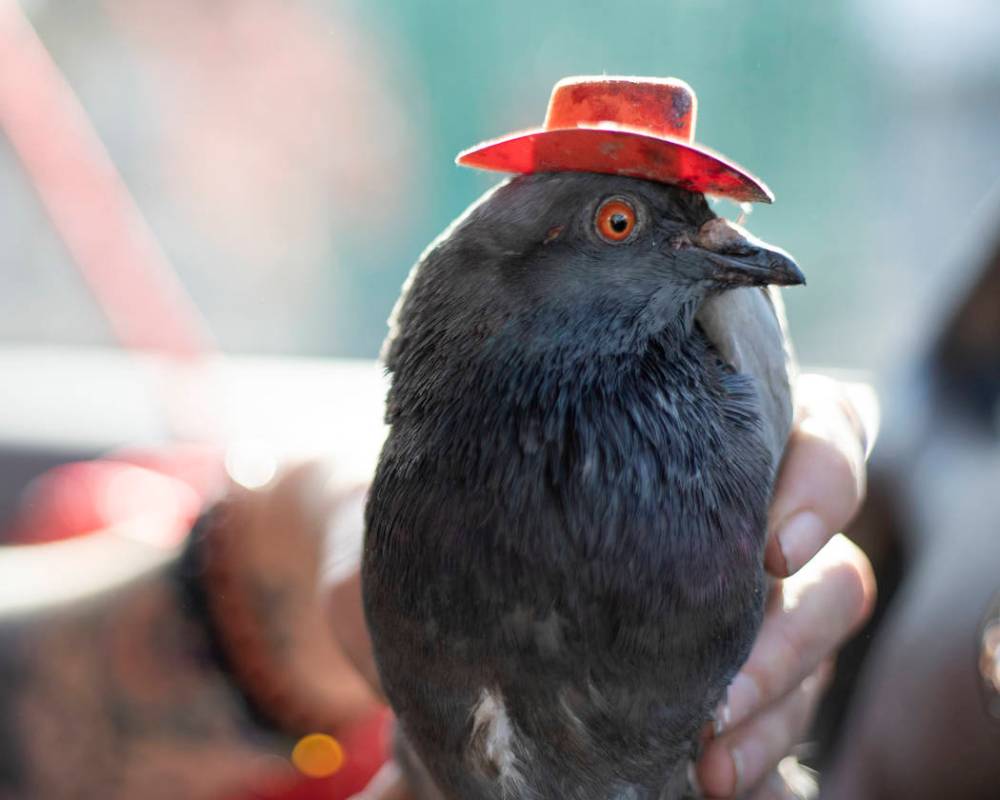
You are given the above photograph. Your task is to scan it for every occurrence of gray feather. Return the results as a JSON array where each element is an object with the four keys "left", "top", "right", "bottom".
[{"left": 698, "top": 286, "right": 796, "bottom": 468}]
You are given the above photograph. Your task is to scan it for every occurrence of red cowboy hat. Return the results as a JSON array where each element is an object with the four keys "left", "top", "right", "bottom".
[{"left": 457, "top": 76, "right": 773, "bottom": 204}]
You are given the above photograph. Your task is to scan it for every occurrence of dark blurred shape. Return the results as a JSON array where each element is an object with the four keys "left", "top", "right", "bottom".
[
  {"left": 932, "top": 230, "right": 1000, "bottom": 431},
  {"left": 815, "top": 183, "right": 1000, "bottom": 798}
]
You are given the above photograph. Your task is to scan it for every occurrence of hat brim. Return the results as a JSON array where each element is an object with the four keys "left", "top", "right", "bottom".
[{"left": 456, "top": 126, "right": 773, "bottom": 204}]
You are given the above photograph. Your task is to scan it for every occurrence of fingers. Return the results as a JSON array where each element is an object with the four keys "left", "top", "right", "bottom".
[
  {"left": 697, "top": 536, "right": 875, "bottom": 797},
  {"left": 698, "top": 663, "right": 830, "bottom": 798},
  {"left": 766, "top": 374, "right": 877, "bottom": 577},
  {"left": 724, "top": 535, "right": 875, "bottom": 734}
]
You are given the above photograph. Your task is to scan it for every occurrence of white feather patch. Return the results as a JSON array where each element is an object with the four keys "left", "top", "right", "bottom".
[{"left": 468, "top": 688, "right": 527, "bottom": 796}]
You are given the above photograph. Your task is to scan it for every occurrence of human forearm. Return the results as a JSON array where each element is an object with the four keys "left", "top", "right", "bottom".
[
  {"left": 0, "top": 561, "right": 288, "bottom": 800},
  {"left": 0, "top": 463, "right": 382, "bottom": 799}
]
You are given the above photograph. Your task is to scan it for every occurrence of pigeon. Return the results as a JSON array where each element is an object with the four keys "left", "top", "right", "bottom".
[{"left": 363, "top": 77, "right": 803, "bottom": 800}]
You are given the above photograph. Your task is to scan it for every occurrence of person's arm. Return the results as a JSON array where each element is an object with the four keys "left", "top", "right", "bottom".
[
  {"left": 0, "top": 547, "right": 286, "bottom": 799},
  {"left": 0, "top": 463, "right": 380, "bottom": 800}
]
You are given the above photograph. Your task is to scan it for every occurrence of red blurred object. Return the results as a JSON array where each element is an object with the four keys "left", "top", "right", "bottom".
[
  {"left": 457, "top": 76, "right": 774, "bottom": 204},
  {"left": 4, "top": 444, "right": 224, "bottom": 547}
]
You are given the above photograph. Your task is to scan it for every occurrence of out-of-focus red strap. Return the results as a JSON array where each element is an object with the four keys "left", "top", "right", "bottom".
[{"left": 0, "top": 2, "right": 213, "bottom": 360}]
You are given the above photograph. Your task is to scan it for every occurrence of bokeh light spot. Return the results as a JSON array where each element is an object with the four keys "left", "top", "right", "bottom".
[
  {"left": 291, "top": 733, "right": 344, "bottom": 779},
  {"left": 225, "top": 439, "right": 278, "bottom": 489}
]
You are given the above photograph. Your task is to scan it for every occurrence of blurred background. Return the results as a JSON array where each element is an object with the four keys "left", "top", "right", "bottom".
[
  {"left": 3, "top": 0, "right": 999, "bottom": 369},
  {"left": 2, "top": 2, "right": 1000, "bottom": 798}
]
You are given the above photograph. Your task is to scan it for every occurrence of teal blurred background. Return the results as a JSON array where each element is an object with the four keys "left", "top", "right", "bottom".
[{"left": 2, "top": 0, "right": 999, "bottom": 373}]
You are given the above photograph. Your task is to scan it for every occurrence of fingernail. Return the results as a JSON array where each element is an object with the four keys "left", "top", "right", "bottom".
[
  {"left": 777, "top": 511, "right": 826, "bottom": 575},
  {"left": 725, "top": 672, "right": 760, "bottom": 730}
]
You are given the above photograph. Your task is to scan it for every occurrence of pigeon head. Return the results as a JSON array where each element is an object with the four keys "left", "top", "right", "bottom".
[{"left": 386, "top": 171, "right": 802, "bottom": 372}]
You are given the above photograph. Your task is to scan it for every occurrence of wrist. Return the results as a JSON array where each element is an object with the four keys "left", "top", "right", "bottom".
[{"left": 177, "top": 469, "right": 379, "bottom": 736}]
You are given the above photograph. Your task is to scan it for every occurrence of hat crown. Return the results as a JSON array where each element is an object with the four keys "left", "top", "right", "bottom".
[
  {"left": 543, "top": 76, "right": 697, "bottom": 142},
  {"left": 456, "top": 74, "right": 772, "bottom": 204}
]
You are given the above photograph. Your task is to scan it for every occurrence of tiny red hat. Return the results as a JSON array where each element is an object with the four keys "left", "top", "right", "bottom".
[{"left": 456, "top": 76, "right": 773, "bottom": 204}]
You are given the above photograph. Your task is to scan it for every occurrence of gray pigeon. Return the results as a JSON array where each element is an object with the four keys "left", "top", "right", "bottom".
[{"left": 363, "top": 166, "right": 802, "bottom": 799}]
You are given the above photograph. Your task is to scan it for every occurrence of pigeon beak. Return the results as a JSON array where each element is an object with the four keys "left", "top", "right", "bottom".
[
  {"left": 693, "top": 218, "right": 805, "bottom": 288},
  {"left": 704, "top": 244, "right": 805, "bottom": 288}
]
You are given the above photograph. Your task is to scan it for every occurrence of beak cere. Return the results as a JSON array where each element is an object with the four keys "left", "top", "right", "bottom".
[{"left": 694, "top": 217, "right": 805, "bottom": 288}]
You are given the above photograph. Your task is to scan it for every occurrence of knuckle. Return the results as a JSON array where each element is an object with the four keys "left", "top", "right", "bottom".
[{"left": 822, "top": 536, "right": 877, "bottom": 631}]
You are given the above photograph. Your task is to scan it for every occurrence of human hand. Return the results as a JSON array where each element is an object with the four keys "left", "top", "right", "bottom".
[{"left": 694, "top": 374, "right": 878, "bottom": 798}]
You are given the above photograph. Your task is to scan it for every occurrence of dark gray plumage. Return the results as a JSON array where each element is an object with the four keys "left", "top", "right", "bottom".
[{"left": 363, "top": 172, "right": 803, "bottom": 799}]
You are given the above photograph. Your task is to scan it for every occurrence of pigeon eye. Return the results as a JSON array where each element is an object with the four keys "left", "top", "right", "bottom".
[{"left": 595, "top": 199, "right": 637, "bottom": 243}]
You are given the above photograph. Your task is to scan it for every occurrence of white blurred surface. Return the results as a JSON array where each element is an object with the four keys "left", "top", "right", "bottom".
[{"left": 0, "top": 347, "right": 389, "bottom": 485}]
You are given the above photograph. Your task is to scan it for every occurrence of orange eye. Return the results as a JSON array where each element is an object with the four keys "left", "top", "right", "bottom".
[{"left": 595, "top": 199, "right": 637, "bottom": 243}]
